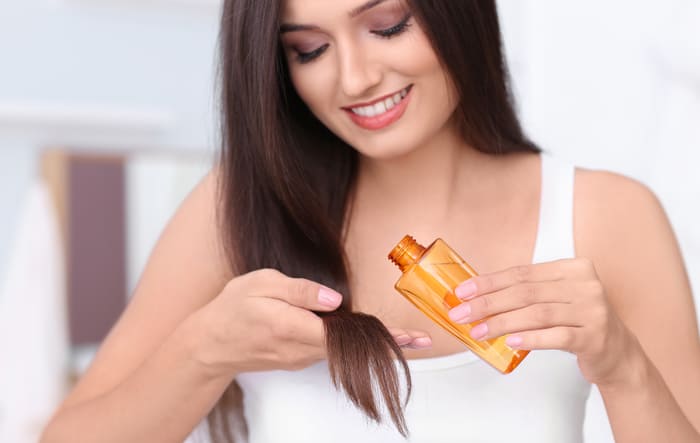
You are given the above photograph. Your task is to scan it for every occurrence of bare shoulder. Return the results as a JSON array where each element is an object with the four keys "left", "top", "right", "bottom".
[
  {"left": 574, "top": 167, "right": 677, "bottom": 284},
  {"left": 58, "top": 165, "right": 233, "bottom": 409},
  {"left": 574, "top": 167, "right": 670, "bottom": 252},
  {"left": 573, "top": 167, "right": 700, "bottom": 425},
  {"left": 573, "top": 166, "right": 696, "bottom": 332}
]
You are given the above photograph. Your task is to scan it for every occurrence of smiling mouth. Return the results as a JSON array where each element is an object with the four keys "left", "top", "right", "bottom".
[{"left": 343, "top": 85, "right": 413, "bottom": 118}]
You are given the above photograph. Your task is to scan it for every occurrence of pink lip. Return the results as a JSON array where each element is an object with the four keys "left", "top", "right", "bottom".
[{"left": 343, "top": 86, "right": 413, "bottom": 131}]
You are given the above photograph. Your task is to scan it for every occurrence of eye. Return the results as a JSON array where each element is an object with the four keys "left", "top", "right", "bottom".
[
  {"left": 295, "top": 43, "right": 330, "bottom": 64},
  {"left": 291, "top": 13, "right": 413, "bottom": 65},
  {"left": 372, "top": 12, "right": 413, "bottom": 39}
]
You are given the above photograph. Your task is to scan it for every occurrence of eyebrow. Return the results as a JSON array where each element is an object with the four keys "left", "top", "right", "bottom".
[
  {"left": 349, "top": 0, "right": 388, "bottom": 18},
  {"left": 280, "top": 0, "right": 389, "bottom": 34}
]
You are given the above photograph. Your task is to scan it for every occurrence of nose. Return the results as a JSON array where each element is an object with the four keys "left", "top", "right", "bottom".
[{"left": 337, "top": 40, "right": 382, "bottom": 99}]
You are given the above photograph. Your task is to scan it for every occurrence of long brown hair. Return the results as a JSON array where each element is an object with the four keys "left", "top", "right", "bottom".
[{"left": 211, "top": 0, "right": 539, "bottom": 440}]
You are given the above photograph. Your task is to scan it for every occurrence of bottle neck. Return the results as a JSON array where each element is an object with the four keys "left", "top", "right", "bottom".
[{"left": 388, "top": 235, "right": 426, "bottom": 272}]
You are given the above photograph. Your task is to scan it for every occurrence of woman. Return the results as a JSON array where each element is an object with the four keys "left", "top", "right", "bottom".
[{"left": 42, "top": 0, "right": 700, "bottom": 442}]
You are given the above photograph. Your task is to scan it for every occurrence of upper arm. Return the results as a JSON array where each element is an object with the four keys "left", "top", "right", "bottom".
[
  {"left": 575, "top": 168, "right": 700, "bottom": 425},
  {"left": 57, "top": 167, "right": 233, "bottom": 409}
]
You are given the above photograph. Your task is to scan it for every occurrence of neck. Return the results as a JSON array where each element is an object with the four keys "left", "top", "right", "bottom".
[{"left": 355, "top": 127, "right": 496, "bottom": 220}]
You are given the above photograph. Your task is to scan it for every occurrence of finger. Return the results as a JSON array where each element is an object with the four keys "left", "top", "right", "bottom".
[
  {"left": 388, "top": 327, "right": 432, "bottom": 348},
  {"left": 274, "top": 342, "right": 327, "bottom": 370},
  {"left": 455, "top": 259, "right": 591, "bottom": 300},
  {"left": 274, "top": 306, "right": 328, "bottom": 348},
  {"left": 403, "top": 336, "right": 433, "bottom": 349},
  {"left": 466, "top": 303, "right": 583, "bottom": 342},
  {"left": 395, "top": 334, "right": 413, "bottom": 346},
  {"left": 296, "top": 342, "right": 328, "bottom": 363},
  {"left": 388, "top": 327, "right": 430, "bottom": 339},
  {"left": 387, "top": 328, "right": 412, "bottom": 346},
  {"left": 449, "top": 280, "right": 574, "bottom": 324},
  {"left": 503, "top": 327, "right": 580, "bottom": 353},
  {"left": 251, "top": 270, "right": 343, "bottom": 311}
]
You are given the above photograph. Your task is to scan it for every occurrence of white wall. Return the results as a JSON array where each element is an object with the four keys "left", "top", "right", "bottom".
[
  {"left": 0, "top": 0, "right": 221, "bottom": 275},
  {"left": 499, "top": 0, "right": 700, "bottom": 306}
]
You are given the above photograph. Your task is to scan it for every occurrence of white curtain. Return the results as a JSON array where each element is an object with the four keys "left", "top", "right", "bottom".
[
  {"left": 125, "top": 152, "right": 212, "bottom": 295},
  {"left": 0, "top": 180, "right": 69, "bottom": 443}
]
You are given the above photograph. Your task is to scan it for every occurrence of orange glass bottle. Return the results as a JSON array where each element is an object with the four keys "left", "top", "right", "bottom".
[{"left": 388, "top": 235, "right": 529, "bottom": 374}]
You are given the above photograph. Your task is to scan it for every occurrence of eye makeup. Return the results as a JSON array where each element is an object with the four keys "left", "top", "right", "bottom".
[{"left": 283, "top": 11, "right": 414, "bottom": 65}]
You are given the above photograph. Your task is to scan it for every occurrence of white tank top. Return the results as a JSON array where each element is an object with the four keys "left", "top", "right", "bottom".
[{"left": 186, "top": 153, "right": 592, "bottom": 443}]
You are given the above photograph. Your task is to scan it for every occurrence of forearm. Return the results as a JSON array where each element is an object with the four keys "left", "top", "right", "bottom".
[
  {"left": 599, "top": 342, "right": 700, "bottom": 443},
  {"left": 41, "top": 318, "right": 234, "bottom": 443}
]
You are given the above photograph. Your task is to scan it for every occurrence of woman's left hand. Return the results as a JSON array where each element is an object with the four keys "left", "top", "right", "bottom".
[{"left": 448, "top": 258, "right": 643, "bottom": 387}]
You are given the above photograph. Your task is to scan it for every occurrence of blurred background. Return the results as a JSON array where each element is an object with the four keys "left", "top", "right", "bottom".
[{"left": 0, "top": 1, "right": 698, "bottom": 442}]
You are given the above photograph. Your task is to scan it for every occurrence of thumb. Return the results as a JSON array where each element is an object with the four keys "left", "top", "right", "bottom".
[
  {"left": 286, "top": 278, "right": 343, "bottom": 312},
  {"left": 316, "top": 286, "right": 343, "bottom": 310}
]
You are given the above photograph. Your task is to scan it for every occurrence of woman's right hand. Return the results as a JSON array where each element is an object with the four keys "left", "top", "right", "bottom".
[
  {"left": 187, "top": 268, "right": 432, "bottom": 380},
  {"left": 188, "top": 268, "right": 342, "bottom": 378}
]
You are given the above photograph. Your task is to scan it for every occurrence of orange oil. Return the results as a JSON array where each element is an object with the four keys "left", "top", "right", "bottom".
[{"left": 388, "top": 235, "right": 529, "bottom": 373}]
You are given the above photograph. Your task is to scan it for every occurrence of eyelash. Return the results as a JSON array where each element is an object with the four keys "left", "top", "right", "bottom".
[
  {"left": 373, "top": 13, "right": 413, "bottom": 38},
  {"left": 295, "top": 13, "right": 413, "bottom": 64}
]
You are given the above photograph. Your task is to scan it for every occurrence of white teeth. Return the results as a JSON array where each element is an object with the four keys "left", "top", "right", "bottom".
[
  {"left": 374, "top": 101, "right": 386, "bottom": 115},
  {"left": 350, "top": 86, "right": 410, "bottom": 117}
]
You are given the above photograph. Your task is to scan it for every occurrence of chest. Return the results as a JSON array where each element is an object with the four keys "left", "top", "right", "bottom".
[{"left": 342, "top": 201, "right": 540, "bottom": 357}]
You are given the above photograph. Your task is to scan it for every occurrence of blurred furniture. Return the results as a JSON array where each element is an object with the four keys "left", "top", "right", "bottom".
[
  {"left": 41, "top": 149, "right": 128, "bottom": 347},
  {"left": 39, "top": 147, "right": 211, "bottom": 367}
]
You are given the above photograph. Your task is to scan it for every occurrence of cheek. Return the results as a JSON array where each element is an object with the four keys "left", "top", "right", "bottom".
[
  {"left": 396, "top": 33, "right": 459, "bottom": 122},
  {"left": 388, "top": 28, "right": 457, "bottom": 107},
  {"left": 289, "top": 67, "right": 331, "bottom": 114},
  {"left": 401, "top": 32, "right": 439, "bottom": 75}
]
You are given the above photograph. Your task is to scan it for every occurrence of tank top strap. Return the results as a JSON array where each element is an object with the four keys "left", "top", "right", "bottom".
[{"left": 531, "top": 152, "right": 576, "bottom": 264}]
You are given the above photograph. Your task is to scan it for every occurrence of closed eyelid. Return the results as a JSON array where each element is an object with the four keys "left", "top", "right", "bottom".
[
  {"left": 365, "top": 10, "right": 409, "bottom": 28},
  {"left": 281, "top": 4, "right": 411, "bottom": 64},
  {"left": 284, "top": 38, "right": 327, "bottom": 53},
  {"left": 280, "top": 30, "right": 327, "bottom": 49},
  {"left": 366, "top": 9, "right": 412, "bottom": 29}
]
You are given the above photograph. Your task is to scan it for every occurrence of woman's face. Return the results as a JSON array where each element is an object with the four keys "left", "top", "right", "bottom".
[{"left": 280, "top": 0, "right": 459, "bottom": 159}]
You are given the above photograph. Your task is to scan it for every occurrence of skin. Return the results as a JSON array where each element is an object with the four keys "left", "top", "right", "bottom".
[{"left": 41, "top": 0, "right": 700, "bottom": 442}]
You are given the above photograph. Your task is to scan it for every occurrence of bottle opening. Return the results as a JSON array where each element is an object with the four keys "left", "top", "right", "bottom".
[{"left": 388, "top": 235, "right": 426, "bottom": 272}]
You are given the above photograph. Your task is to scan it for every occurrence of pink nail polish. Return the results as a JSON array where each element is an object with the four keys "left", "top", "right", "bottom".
[
  {"left": 412, "top": 337, "right": 432, "bottom": 348},
  {"left": 470, "top": 323, "right": 488, "bottom": 340},
  {"left": 448, "top": 303, "right": 471, "bottom": 323},
  {"left": 506, "top": 336, "right": 523, "bottom": 347},
  {"left": 318, "top": 286, "right": 342, "bottom": 307},
  {"left": 395, "top": 334, "right": 412, "bottom": 345},
  {"left": 456, "top": 280, "right": 477, "bottom": 299}
]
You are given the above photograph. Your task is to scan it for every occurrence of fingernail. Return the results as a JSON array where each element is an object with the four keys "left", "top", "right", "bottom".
[
  {"left": 455, "top": 280, "right": 477, "bottom": 299},
  {"left": 395, "top": 334, "right": 412, "bottom": 345},
  {"left": 506, "top": 335, "right": 523, "bottom": 347},
  {"left": 318, "top": 286, "right": 342, "bottom": 307},
  {"left": 412, "top": 337, "right": 432, "bottom": 348},
  {"left": 470, "top": 323, "right": 488, "bottom": 340},
  {"left": 448, "top": 303, "right": 471, "bottom": 323}
]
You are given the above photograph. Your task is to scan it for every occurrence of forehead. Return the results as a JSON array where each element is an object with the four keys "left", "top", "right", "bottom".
[{"left": 281, "top": 0, "right": 397, "bottom": 21}]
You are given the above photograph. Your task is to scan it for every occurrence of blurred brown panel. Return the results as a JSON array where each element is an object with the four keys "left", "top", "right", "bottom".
[
  {"left": 67, "top": 154, "right": 127, "bottom": 345},
  {"left": 40, "top": 149, "right": 69, "bottom": 251}
]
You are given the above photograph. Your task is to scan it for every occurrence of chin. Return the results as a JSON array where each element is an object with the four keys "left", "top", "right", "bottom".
[{"left": 351, "top": 138, "right": 422, "bottom": 160}]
